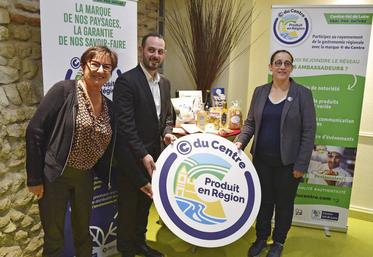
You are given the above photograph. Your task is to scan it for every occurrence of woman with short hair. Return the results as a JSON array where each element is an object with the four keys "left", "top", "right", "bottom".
[{"left": 26, "top": 46, "right": 118, "bottom": 257}]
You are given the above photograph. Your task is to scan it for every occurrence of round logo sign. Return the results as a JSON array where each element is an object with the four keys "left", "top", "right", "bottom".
[
  {"left": 153, "top": 134, "right": 261, "bottom": 247},
  {"left": 273, "top": 8, "right": 311, "bottom": 45}
]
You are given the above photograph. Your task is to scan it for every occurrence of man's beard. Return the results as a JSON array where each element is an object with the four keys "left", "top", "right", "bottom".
[{"left": 144, "top": 58, "right": 161, "bottom": 71}]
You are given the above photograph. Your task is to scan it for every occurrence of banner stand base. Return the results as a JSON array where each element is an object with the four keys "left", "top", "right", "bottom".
[
  {"left": 292, "top": 221, "right": 348, "bottom": 233},
  {"left": 323, "top": 227, "right": 331, "bottom": 237},
  {"left": 191, "top": 245, "right": 197, "bottom": 253}
]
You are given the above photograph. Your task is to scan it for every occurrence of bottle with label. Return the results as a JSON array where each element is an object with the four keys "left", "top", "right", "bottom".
[
  {"left": 204, "top": 90, "right": 212, "bottom": 111},
  {"left": 220, "top": 100, "right": 228, "bottom": 130},
  {"left": 196, "top": 108, "right": 208, "bottom": 131}
]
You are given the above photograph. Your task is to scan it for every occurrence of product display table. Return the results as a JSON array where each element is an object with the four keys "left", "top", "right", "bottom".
[{"left": 173, "top": 128, "right": 241, "bottom": 142}]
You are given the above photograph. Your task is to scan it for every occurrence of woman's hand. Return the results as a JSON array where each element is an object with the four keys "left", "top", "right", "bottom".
[
  {"left": 28, "top": 185, "right": 44, "bottom": 199},
  {"left": 235, "top": 142, "right": 243, "bottom": 150},
  {"left": 293, "top": 170, "right": 304, "bottom": 178}
]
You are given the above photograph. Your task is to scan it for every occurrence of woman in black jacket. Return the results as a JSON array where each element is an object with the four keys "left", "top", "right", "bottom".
[{"left": 26, "top": 46, "right": 118, "bottom": 257}]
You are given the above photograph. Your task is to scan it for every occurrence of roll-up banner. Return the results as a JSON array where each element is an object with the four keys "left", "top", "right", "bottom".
[
  {"left": 270, "top": 5, "right": 373, "bottom": 231},
  {"left": 40, "top": 0, "right": 137, "bottom": 99},
  {"left": 39, "top": 0, "right": 137, "bottom": 256}
]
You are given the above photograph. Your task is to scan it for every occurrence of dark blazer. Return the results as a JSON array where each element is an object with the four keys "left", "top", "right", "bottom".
[
  {"left": 238, "top": 78, "right": 316, "bottom": 173},
  {"left": 113, "top": 64, "right": 173, "bottom": 188},
  {"left": 26, "top": 80, "right": 116, "bottom": 187}
]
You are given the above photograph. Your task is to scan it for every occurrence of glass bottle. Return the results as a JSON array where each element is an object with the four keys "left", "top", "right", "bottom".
[
  {"left": 204, "top": 90, "right": 212, "bottom": 111},
  {"left": 220, "top": 100, "right": 228, "bottom": 130},
  {"left": 196, "top": 107, "right": 208, "bottom": 131}
]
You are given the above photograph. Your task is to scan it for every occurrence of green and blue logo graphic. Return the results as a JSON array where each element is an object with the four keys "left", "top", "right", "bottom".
[
  {"left": 153, "top": 134, "right": 261, "bottom": 247},
  {"left": 273, "top": 8, "right": 311, "bottom": 45}
]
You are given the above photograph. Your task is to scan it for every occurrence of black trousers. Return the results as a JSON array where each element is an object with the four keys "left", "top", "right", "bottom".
[
  {"left": 38, "top": 167, "right": 93, "bottom": 257},
  {"left": 253, "top": 156, "right": 300, "bottom": 244},
  {"left": 117, "top": 173, "right": 152, "bottom": 256}
]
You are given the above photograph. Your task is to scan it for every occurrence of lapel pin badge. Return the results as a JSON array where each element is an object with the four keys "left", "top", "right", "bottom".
[{"left": 287, "top": 96, "right": 293, "bottom": 102}]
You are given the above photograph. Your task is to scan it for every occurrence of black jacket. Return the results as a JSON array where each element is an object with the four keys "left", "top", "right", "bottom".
[
  {"left": 113, "top": 65, "right": 173, "bottom": 189},
  {"left": 26, "top": 80, "right": 116, "bottom": 187},
  {"left": 238, "top": 79, "right": 316, "bottom": 172}
]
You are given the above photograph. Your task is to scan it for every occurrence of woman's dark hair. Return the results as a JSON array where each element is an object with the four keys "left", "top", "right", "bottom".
[
  {"left": 80, "top": 45, "right": 118, "bottom": 71},
  {"left": 270, "top": 49, "right": 294, "bottom": 64}
]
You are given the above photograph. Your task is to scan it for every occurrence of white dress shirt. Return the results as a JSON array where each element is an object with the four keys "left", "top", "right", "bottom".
[{"left": 140, "top": 63, "right": 161, "bottom": 119}]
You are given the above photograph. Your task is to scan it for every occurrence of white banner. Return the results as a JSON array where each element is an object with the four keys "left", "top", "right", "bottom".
[
  {"left": 270, "top": 5, "right": 373, "bottom": 231},
  {"left": 40, "top": 0, "right": 137, "bottom": 98}
]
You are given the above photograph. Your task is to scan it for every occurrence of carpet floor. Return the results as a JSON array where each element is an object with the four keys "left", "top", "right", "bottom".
[{"left": 111, "top": 204, "right": 373, "bottom": 257}]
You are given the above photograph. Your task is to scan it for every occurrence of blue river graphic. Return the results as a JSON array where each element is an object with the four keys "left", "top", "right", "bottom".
[{"left": 175, "top": 196, "right": 226, "bottom": 225}]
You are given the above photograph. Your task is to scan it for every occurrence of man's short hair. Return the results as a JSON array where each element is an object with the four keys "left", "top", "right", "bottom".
[{"left": 141, "top": 32, "right": 164, "bottom": 47}]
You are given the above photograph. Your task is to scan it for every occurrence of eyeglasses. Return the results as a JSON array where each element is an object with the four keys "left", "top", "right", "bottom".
[
  {"left": 273, "top": 60, "right": 293, "bottom": 68},
  {"left": 88, "top": 60, "right": 113, "bottom": 72}
]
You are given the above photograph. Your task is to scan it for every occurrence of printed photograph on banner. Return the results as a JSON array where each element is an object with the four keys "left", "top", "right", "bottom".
[
  {"left": 293, "top": 144, "right": 356, "bottom": 230},
  {"left": 306, "top": 145, "right": 356, "bottom": 187},
  {"left": 152, "top": 134, "right": 261, "bottom": 248}
]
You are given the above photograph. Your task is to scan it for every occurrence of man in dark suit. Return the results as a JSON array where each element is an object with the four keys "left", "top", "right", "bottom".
[{"left": 113, "top": 33, "right": 176, "bottom": 257}]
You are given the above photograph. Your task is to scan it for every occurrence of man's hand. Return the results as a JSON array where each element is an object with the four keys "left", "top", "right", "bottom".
[
  {"left": 28, "top": 185, "right": 44, "bottom": 199},
  {"left": 293, "top": 170, "right": 304, "bottom": 178},
  {"left": 142, "top": 154, "right": 156, "bottom": 177},
  {"left": 325, "top": 169, "right": 337, "bottom": 176},
  {"left": 235, "top": 142, "right": 242, "bottom": 150},
  {"left": 324, "top": 169, "right": 337, "bottom": 185},
  {"left": 164, "top": 133, "right": 177, "bottom": 145},
  {"left": 140, "top": 183, "right": 153, "bottom": 199}
]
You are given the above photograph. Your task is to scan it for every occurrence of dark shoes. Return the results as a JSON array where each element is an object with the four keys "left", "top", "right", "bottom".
[
  {"left": 135, "top": 243, "right": 164, "bottom": 257},
  {"left": 248, "top": 239, "right": 267, "bottom": 257},
  {"left": 266, "top": 242, "right": 283, "bottom": 257}
]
